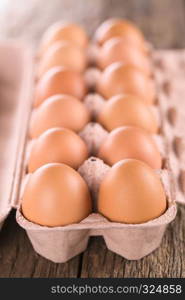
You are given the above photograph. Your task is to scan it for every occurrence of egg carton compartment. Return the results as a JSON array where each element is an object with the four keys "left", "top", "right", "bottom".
[
  {"left": 17, "top": 201, "right": 176, "bottom": 262},
  {"left": 16, "top": 64, "right": 177, "bottom": 262},
  {"left": 18, "top": 158, "right": 175, "bottom": 263}
]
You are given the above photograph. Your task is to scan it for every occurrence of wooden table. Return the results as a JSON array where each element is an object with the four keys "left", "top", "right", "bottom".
[{"left": 0, "top": 0, "right": 185, "bottom": 278}]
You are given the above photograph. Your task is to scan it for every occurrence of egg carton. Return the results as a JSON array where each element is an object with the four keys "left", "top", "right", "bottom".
[
  {"left": 17, "top": 46, "right": 177, "bottom": 263},
  {"left": 153, "top": 50, "right": 185, "bottom": 205},
  {"left": 0, "top": 42, "right": 182, "bottom": 263},
  {"left": 0, "top": 42, "right": 34, "bottom": 228}
]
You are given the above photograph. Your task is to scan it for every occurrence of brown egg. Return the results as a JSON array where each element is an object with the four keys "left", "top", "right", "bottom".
[
  {"left": 38, "top": 22, "right": 88, "bottom": 57},
  {"left": 30, "top": 94, "right": 90, "bottom": 138},
  {"left": 95, "top": 18, "right": 146, "bottom": 50},
  {"left": 98, "top": 159, "right": 167, "bottom": 224},
  {"left": 97, "top": 37, "right": 151, "bottom": 75},
  {"left": 34, "top": 66, "right": 86, "bottom": 107},
  {"left": 37, "top": 41, "right": 87, "bottom": 79},
  {"left": 22, "top": 163, "right": 92, "bottom": 227},
  {"left": 28, "top": 128, "right": 89, "bottom": 172},
  {"left": 97, "top": 63, "right": 155, "bottom": 104},
  {"left": 97, "top": 95, "right": 158, "bottom": 134},
  {"left": 98, "top": 126, "right": 162, "bottom": 169}
]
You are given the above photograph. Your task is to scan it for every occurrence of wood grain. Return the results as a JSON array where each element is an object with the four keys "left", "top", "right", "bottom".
[
  {"left": 0, "top": 0, "right": 185, "bottom": 278},
  {"left": 0, "top": 212, "right": 81, "bottom": 278}
]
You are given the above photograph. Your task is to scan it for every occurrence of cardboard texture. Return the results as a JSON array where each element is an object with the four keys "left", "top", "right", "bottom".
[
  {"left": 0, "top": 42, "right": 33, "bottom": 227},
  {"left": 0, "top": 42, "right": 183, "bottom": 262},
  {"left": 153, "top": 50, "right": 185, "bottom": 204}
]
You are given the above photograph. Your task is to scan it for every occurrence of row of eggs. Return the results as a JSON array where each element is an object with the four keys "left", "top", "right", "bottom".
[
  {"left": 22, "top": 19, "right": 167, "bottom": 228},
  {"left": 29, "top": 94, "right": 160, "bottom": 171}
]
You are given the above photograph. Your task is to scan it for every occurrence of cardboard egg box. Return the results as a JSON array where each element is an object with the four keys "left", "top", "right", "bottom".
[
  {"left": 0, "top": 41, "right": 183, "bottom": 263},
  {"left": 0, "top": 42, "right": 33, "bottom": 229},
  {"left": 153, "top": 50, "right": 185, "bottom": 205},
  {"left": 16, "top": 43, "right": 177, "bottom": 263}
]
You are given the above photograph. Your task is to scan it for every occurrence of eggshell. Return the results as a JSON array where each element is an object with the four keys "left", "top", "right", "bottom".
[
  {"left": 22, "top": 163, "right": 92, "bottom": 227},
  {"left": 97, "top": 94, "right": 158, "bottom": 134},
  {"left": 34, "top": 66, "right": 86, "bottom": 107},
  {"left": 97, "top": 37, "right": 151, "bottom": 75},
  {"left": 98, "top": 159, "right": 167, "bottom": 224},
  {"left": 30, "top": 94, "right": 90, "bottom": 138},
  {"left": 95, "top": 18, "right": 146, "bottom": 50},
  {"left": 97, "top": 63, "right": 155, "bottom": 104},
  {"left": 98, "top": 126, "right": 162, "bottom": 169},
  {"left": 28, "top": 128, "right": 89, "bottom": 172},
  {"left": 38, "top": 22, "right": 88, "bottom": 57},
  {"left": 37, "top": 41, "right": 87, "bottom": 79}
]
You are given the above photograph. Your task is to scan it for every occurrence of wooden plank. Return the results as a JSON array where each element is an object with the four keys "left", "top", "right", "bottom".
[
  {"left": 0, "top": 0, "right": 185, "bottom": 278},
  {"left": 0, "top": 212, "right": 80, "bottom": 278},
  {"left": 1, "top": 0, "right": 184, "bottom": 48}
]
